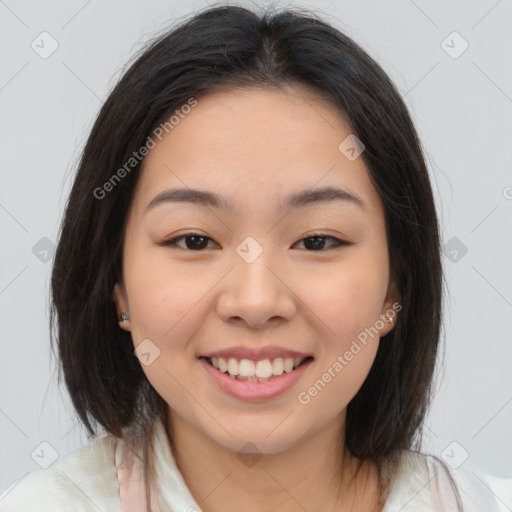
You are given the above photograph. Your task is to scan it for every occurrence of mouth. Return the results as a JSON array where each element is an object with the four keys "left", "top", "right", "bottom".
[{"left": 200, "top": 355, "right": 314, "bottom": 382}]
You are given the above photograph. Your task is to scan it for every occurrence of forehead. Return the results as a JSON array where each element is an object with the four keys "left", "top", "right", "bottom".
[{"left": 130, "top": 85, "right": 383, "bottom": 219}]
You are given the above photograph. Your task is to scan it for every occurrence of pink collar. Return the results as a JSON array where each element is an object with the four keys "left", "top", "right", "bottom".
[{"left": 114, "top": 435, "right": 161, "bottom": 512}]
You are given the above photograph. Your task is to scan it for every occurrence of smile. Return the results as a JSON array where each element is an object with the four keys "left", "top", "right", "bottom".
[
  {"left": 199, "top": 354, "right": 314, "bottom": 402},
  {"left": 205, "top": 356, "right": 312, "bottom": 382}
]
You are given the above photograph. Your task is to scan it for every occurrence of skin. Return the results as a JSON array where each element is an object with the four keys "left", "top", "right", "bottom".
[{"left": 113, "top": 83, "right": 400, "bottom": 511}]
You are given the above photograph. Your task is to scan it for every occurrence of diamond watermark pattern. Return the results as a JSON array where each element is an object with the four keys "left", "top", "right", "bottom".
[
  {"left": 236, "top": 442, "right": 262, "bottom": 468},
  {"left": 31, "top": 441, "right": 59, "bottom": 469},
  {"left": 31, "top": 32, "right": 59, "bottom": 59},
  {"left": 31, "top": 237, "right": 55, "bottom": 263},
  {"left": 134, "top": 338, "right": 161, "bottom": 366},
  {"left": 236, "top": 236, "right": 263, "bottom": 264},
  {"left": 441, "top": 441, "right": 469, "bottom": 469},
  {"left": 443, "top": 236, "right": 468, "bottom": 263},
  {"left": 441, "top": 31, "right": 469, "bottom": 59},
  {"left": 338, "top": 134, "right": 365, "bottom": 161}
]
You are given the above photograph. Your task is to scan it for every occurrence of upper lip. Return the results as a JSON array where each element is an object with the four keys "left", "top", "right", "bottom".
[{"left": 200, "top": 346, "right": 313, "bottom": 360}]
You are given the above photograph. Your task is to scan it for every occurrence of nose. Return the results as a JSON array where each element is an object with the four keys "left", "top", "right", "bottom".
[{"left": 215, "top": 246, "right": 297, "bottom": 329}]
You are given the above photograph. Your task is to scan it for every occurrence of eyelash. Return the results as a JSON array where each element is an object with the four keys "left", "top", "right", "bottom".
[{"left": 160, "top": 233, "right": 350, "bottom": 252}]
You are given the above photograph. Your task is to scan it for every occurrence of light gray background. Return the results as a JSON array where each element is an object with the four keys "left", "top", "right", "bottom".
[{"left": 1, "top": 0, "right": 511, "bottom": 494}]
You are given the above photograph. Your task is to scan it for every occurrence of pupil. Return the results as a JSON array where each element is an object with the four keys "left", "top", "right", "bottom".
[
  {"left": 187, "top": 236, "right": 207, "bottom": 250},
  {"left": 306, "top": 236, "right": 325, "bottom": 250}
]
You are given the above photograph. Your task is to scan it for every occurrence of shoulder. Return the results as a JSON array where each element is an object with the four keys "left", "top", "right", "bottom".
[
  {"left": 0, "top": 434, "right": 121, "bottom": 512},
  {"left": 383, "top": 449, "right": 511, "bottom": 512}
]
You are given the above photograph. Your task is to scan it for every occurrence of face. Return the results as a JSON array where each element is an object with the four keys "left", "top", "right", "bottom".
[{"left": 113, "top": 84, "right": 400, "bottom": 455}]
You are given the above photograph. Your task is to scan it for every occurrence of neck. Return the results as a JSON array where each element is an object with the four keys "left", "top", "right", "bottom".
[{"left": 166, "top": 410, "right": 382, "bottom": 512}]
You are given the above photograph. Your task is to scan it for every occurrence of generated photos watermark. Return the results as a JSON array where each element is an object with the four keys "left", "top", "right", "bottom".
[
  {"left": 297, "top": 301, "right": 402, "bottom": 405},
  {"left": 93, "top": 97, "right": 198, "bottom": 200}
]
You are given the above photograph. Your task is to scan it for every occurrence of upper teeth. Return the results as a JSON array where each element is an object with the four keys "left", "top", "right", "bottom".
[{"left": 210, "top": 357, "right": 305, "bottom": 379}]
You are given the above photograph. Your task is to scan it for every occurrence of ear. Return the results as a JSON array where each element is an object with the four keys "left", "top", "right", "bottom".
[
  {"left": 377, "top": 279, "right": 401, "bottom": 338},
  {"left": 113, "top": 283, "right": 131, "bottom": 331}
]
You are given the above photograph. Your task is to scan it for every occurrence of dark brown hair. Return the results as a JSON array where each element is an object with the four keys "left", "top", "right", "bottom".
[{"left": 50, "top": 3, "right": 460, "bottom": 510}]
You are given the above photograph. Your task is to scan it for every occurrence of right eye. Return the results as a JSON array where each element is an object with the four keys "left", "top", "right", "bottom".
[{"left": 160, "top": 233, "right": 219, "bottom": 251}]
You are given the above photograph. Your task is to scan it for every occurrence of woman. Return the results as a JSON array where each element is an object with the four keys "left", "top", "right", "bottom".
[{"left": 1, "top": 4, "right": 508, "bottom": 511}]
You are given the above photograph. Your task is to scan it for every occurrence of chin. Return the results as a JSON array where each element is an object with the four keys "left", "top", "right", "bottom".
[
  {"left": 218, "top": 434, "right": 300, "bottom": 456},
  {"left": 199, "top": 415, "right": 311, "bottom": 456}
]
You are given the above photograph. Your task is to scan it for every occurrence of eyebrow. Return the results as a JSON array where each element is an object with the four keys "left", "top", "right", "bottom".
[{"left": 145, "top": 186, "right": 366, "bottom": 213}]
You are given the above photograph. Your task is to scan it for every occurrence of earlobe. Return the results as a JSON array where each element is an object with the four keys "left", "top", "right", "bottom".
[
  {"left": 113, "top": 283, "right": 131, "bottom": 331},
  {"left": 379, "top": 280, "right": 401, "bottom": 337},
  {"left": 378, "top": 309, "right": 397, "bottom": 337}
]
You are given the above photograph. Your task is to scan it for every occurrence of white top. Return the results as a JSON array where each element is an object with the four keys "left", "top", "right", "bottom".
[{"left": 1, "top": 417, "right": 510, "bottom": 511}]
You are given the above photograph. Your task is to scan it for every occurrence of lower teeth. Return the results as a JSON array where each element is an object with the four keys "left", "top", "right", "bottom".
[{"left": 227, "top": 373, "right": 279, "bottom": 382}]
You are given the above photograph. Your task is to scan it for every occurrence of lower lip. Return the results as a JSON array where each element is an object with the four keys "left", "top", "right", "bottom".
[{"left": 199, "top": 357, "right": 313, "bottom": 402}]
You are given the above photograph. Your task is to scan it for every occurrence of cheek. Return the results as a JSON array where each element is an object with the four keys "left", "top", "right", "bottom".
[
  {"left": 294, "top": 256, "right": 387, "bottom": 413},
  {"left": 124, "top": 248, "right": 210, "bottom": 339},
  {"left": 297, "top": 271, "right": 384, "bottom": 411},
  {"left": 298, "top": 343, "right": 379, "bottom": 418},
  {"left": 297, "top": 257, "right": 387, "bottom": 346},
  {"left": 123, "top": 258, "right": 209, "bottom": 409}
]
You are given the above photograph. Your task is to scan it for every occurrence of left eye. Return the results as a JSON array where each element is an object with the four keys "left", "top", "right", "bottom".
[
  {"left": 160, "top": 233, "right": 348, "bottom": 251},
  {"left": 293, "top": 235, "right": 348, "bottom": 251}
]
